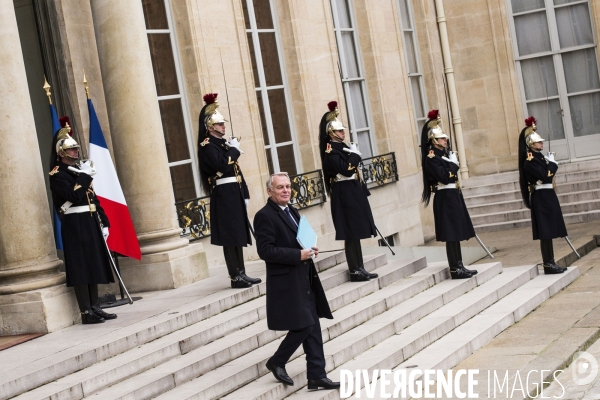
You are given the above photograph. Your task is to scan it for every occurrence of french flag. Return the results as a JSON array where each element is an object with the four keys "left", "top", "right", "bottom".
[{"left": 88, "top": 99, "right": 142, "bottom": 260}]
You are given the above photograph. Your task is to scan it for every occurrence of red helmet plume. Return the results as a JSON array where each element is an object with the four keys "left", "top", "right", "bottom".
[
  {"left": 327, "top": 101, "right": 337, "bottom": 111},
  {"left": 203, "top": 93, "right": 218, "bottom": 105},
  {"left": 427, "top": 109, "right": 439, "bottom": 120}
]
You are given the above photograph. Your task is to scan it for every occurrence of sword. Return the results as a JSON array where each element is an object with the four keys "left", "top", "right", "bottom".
[
  {"left": 475, "top": 234, "right": 494, "bottom": 259},
  {"left": 564, "top": 236, "right": 581, "bottom": 259},
  {"left": 95, "top": 214, "right": 134, "bottom": 304},
  {"left": 375, "top": 224, "right": 396, "bottom": 256}
]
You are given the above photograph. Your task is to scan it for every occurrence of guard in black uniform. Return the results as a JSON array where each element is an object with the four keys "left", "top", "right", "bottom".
[
  {"left": 318, "top": 101, "right": 378, "bottom": 282},
  {"left": 420, "top": 110, "right": 477, "bottom": 279},
  {"left": 49, "top": 117, "right": 117, "bottom": 324},
  {"left": 197, "top": 93, "right": 260, "bottom": 288},
  {"left": 518, "top": 116, "right": 567, "bottom": 274}
]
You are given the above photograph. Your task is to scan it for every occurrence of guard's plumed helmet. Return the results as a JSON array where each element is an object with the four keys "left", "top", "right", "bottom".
[
  {"left": 325, "top": 101, "right": 346, "bottom": 134},
  {"left": 55, "top": 116, "right": 80, "bottom": 159},
  {"left": 523, "top": 116, "right": 545, "bottom": 148},
  {"left": 202, "top": 93, "right": 226, "bottom": 129},
  {"left": 426, "top": 109, "right": 449, "bottom": 141}
]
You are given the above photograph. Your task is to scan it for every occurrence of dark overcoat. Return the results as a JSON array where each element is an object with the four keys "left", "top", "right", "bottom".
[
  {"left": 321, "top": 141, "right": 376, "bottom": 241},
  {"left": 523, "top": 151, "right": 567, "bottom": 240},
  {"left": 254, "top": 199, "right": 333, "bottom": 331},
  {"left": 424, "top": 147, "right": 475, "bottom": 242},
  {"left": 198, "top": 135, "right": 251, "bottom": 247},
  {"left": 49, "top": 162, "right": 114, "bottom": 287}
]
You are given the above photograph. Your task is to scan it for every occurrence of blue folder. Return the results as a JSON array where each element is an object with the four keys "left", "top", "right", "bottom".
[{"left": 296, "top": 216, "right": 317, "bottom": 250}]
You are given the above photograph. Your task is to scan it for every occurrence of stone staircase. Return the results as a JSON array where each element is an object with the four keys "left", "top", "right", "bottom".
[
  {"left": 1, "top": 251, "right": 578, "bottom": 400},
  {"left": 463, "top": 158, "right": 600, "bottom": 232}
]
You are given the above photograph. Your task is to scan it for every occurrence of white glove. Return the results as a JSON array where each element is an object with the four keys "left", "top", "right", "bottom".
[
  {"left": 545, "top": 152, "right": 557, "bottom": 165},
  {"left": 102, "top": 227, "right": 109, "bottom": 240},
  {"left": 244, "top": 199, "right": 249, "bottom": 207},
  {"left": 68, "top": 160, "right": 96, "bottom": 176},
  {"left": 441, "top": 156, "right": 459, "bottom": 166},
  {"left": 448, "top": 151, "right": 459, "bottom": 165},
  {"left": 229, "top": 137, "right": 243, "bottom": 154},
  {"left": 343, "top": 142, "right": 362, "bottom": 156}
]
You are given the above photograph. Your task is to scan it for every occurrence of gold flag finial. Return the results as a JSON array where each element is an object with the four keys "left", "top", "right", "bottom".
[
  {"left": 43, "top": 76, "right": 52, "bottom": 104},
  {"left": 83, "top": 70, "right": 90, "bottom": 99}
]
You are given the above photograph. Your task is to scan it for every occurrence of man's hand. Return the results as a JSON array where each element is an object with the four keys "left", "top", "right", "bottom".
[
  {"left": 545, "top": 152, "right": 557, "bottom": 165},
  {"left": 68, "top": 160, "right": 96, "bottom": 176},
  {"left": 102, "top": 227, "right": 109, "bottom": 240},
  {"left": 244, "top": 198, "right": 249, "bottom": 207},
  {"left": 301, "top": 246, "right": 319, "bottom": 260},
  {"left": 343, "top": 142, "right": 362, "bottom": 156}
]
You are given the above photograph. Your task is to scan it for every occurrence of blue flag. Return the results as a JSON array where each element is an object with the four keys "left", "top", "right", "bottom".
[{"left": 50, "top": 104, "right": 63, "bottom": 250}]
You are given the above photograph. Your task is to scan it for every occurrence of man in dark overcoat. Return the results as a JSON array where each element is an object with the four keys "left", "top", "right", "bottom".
[
  {"left": 420, "top": 110, "right": 477, "bottom": 279},
  {"left": 254, "top": 172, "right": 339, "bottom": 390},
  {"left": 49, "top": 118, "right": 116, "bottom": 324},
  {"left": 197, "top": 93, "right": 260, "bottom": 288},
  {"left": 518, "top": 116, "right": 567, "bottom": 274},
  {"left": 318, "top": 101, "right": 377, "bottom": 282}
]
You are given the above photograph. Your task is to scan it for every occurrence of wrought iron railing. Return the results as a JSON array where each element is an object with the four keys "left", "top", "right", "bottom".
[
  {"left": 359, "top": 152, "right": 399, "bottom": 189},
  {"left": 175, "top": 195, "right": 211, "bottom": 241},
  {"left": 289, "top": 169, "right": 327, "bottom": 209}
]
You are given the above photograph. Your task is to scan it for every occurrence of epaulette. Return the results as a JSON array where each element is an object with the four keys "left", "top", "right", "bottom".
[
  {"left": 526, "top": 152, "right": 533, "bottom": 161},
  {"left": 427, "top": 150, "right": 435, "bottom": 158},
  {"left": 200, "top": 137, "right": 210, "bottom": 147},
  {"left": 49, "top": 166, "right": 59, "bottom": 176},
  {"left": 325, "top": 143, "right": 332, "bottom": 153}
]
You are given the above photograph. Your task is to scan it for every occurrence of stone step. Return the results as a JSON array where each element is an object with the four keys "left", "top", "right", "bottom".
[
  {"left": 462, "top": 170, "right": 600, "bottom": 198},
  {"left": 355, "top": 267, "right": 581, "bottom": 400},
  {"left": 468, "top": 188, "right": 600, "bottom": 216},
  {"left": 470, "top": 199, "right": 600, "bottom": 226},
  {"left": 464, "top": 179, "right": 600, "bottom": 207},
  {"left": 51, "top": 258, "right": 425, "bottom": 400},
  {"left": 474, "top": 210, "right": 600, "bottom": 233},
  {"left": 0, "top": 252, "right": 351, "bottom": 400},
  {"left": 286, "top": 265, "right": 579, "bottom": 399},
  {"left": 213, "top": 263, "right": 503, "bottom": 400},
  {"left": 461, "top": 158, "right": 600, "bottom": 188}
]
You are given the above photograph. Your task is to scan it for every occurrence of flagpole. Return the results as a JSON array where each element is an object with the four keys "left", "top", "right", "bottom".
[{"left": 43, "top": 76, "right": 53, "bottom": 105}]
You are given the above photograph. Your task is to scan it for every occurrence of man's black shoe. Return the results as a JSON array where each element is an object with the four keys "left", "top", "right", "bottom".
[
  {"left": 81, "top": 309, "right": 105, "bottom": 324},
  {"left": 266, "top": 359, "right": 294, "bottom": 386},
  {"left": 457, "top": 261, "right": 478, "bottom": 275},
  {"left": 240, "top": 272, "right": 262, "bottom": 284},
  {"left": 349, "top": 269, "right": 371, "bottom": 282},
  {"left": 543, "top": 263, "right": 566, "bottom": 275},
  {"left": 358, "top": 266, "right": 378, "bottom": 279},
  {"left": 307, "top": 377, "right": 341, "bottom": 390},
  {"left": 449, "top": 267, "right": 473, "bottom": 280},
  {"left": 92, "top": 305, "right": 117, "bottom": 320},
  {"left": 231, "top": 276, "right": 252, "bottom": 288}
]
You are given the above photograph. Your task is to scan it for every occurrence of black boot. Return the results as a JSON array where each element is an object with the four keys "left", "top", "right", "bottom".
[
  {"left": 543, "top": 261, "right": 566, "bottom": 274},
  {"left": 81, "top": 308, "right": 105, "bottom": 324},
  {"left": 236, "top": 246, "right": 261, "bottom": 284},
  {"left": 349, "top": 268, "right": 371, "bottom": 282},
  {"left": 457, "top": 261, "right": 478, "bottom": 275},
  {"left": 231, "top": 275, "right": 252, "bottom": 288},
  {"left": 449, "top": 266, "right": 473, "bottom": 279},
  {"left": 357, "top": 265, "right": 378, "bottom": 279},
  {"left": 92, "top": 304, "right": 117, "bottom": 320}
]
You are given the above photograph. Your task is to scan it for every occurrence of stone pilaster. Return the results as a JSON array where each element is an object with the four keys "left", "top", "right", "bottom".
[
  {"left": 0, "top": 3, "right": 79, "bottom": 334},
  {"left": 90, "top": 0, "right": 207, "bottom": 291}
]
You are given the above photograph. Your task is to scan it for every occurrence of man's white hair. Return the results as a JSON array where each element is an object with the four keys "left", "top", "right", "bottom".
[{"left": 266, "top": 172, "right": 290, "bottom": 190}]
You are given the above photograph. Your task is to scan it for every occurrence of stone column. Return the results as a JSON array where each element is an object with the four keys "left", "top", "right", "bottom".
[
  {"left": 0, "top": 3, "right": 79, "bottom": 334},
  {"left": 90, "top": 1, "right": 207, "bottom": 291}
]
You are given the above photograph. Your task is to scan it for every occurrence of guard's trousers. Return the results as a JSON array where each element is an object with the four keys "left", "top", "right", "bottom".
[
  {"left": 223, "top": 246, "right": 246, "bottom": 278},
  {"left": 445, "top": 241, "right": 462, "bottom": 268},
  {"left": 540, "top": 239, "right": 554, "bottom": 264},
  {"left": 73, "top": 284, "right": 99, "bottom": 312},
  {"left": 344, "top": 240, "right": 363, "bottom": 271}
]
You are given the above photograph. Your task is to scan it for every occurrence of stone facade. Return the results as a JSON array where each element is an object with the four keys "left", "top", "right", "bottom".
[{"left": 2, "top": 0, "right": 600, "bottom": 334}]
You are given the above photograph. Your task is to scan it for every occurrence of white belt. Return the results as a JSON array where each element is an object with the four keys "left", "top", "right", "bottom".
[
  {"left": 216, "top": 177, "right": 238, "bottom": 185},
  {"left": 64, "top": 205, "right": 96, "bottom": 214},
  {"left": 437, "top": 183, "right": 457, "bottom": 190},
  {"left": 535, "top": 183, "right": 554, "bottom": 190},
  {"left": 335, "top": 174, "right": 356, "bottom": 182}
]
